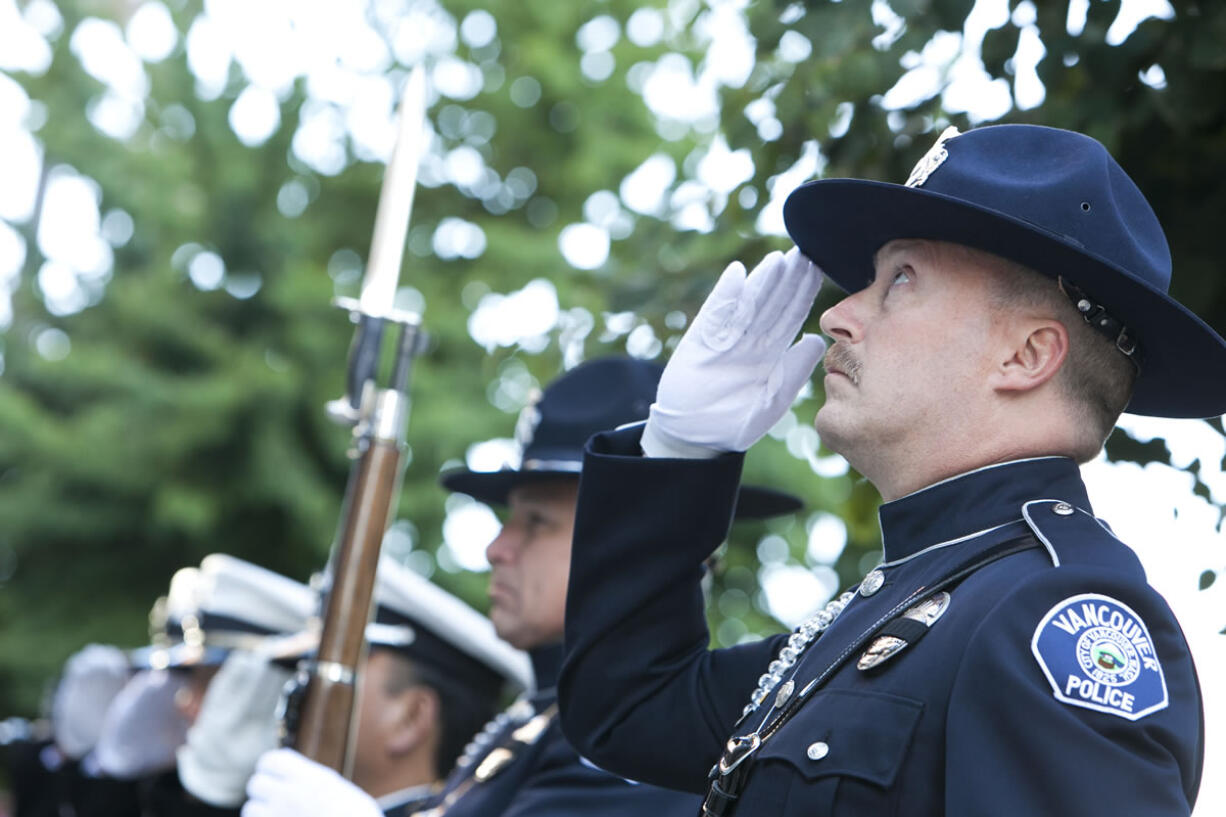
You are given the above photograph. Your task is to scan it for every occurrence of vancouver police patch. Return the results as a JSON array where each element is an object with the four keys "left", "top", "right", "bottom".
[{"left": 1031, "top": 593, "right": 1168, "bottom": 721}]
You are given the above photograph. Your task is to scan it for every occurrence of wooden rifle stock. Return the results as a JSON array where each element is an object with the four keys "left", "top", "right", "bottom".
[
  {"left": 284, "top": 65, "right": 427, "bottom": 774},
  {"left": 294, "top": 433, "right": 404, "bottom": 771},
  {"left": 291, "top": 318, "right": 420, "bottom": 773}
]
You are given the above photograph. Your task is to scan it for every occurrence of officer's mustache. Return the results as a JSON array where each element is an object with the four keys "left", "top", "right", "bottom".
[{"left": 823, "top": 343, "right": 862, "bottom": 386}]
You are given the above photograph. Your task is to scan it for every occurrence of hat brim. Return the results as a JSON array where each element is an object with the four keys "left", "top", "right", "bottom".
[
  {"left": 784, "top": 179, "right": 1226, "bottom": 419},
  {"left": 440, "top": 466, "right": 580, "bottom": 507},
  {"left": 128, "top": 644, "right": 231, "bottom": 670},
  {"left": 441, "top": 466, "right": 802, "bottom": 520}
]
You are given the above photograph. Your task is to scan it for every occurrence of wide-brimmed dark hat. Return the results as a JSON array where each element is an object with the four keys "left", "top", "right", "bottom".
[
  {"left": 783, "top": 124, "right": 1226, "bottom": 419},
  {"left": 440, "top": 357, "right": 803, "bottom": 519}
]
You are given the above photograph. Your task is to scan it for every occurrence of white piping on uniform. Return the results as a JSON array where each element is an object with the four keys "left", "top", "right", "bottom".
[
  {"left": 893, "top": 456, "right": 1070, "bottom": 501},
  {"left": 1091, "top": 515, "right": 1128, "bottom": 546},
  {"left": 1019, "top": 498, "right": 1096, "bottom": 568},
  {"left": 877, "top": 456, "right": 1072, "bottom": 542},
  {"left": 880, "top": 518, "right": 1026, "bottom": 568}
]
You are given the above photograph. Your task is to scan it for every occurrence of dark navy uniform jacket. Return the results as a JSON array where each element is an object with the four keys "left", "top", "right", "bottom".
[
  {"left": 379, "top": 784, "right": 435, "bottom": 817},
  {"left": 7, "top": 740, "right": 144, "bottom": 817},
  {"left": 559, "top": 428, "right": 1203, "bottom": 816},
  {"left": 413, "top": 644, "right": 700, "bottom": 816},
  {"left": 144, "top": 770, "right": 240, "bottom": 817}
]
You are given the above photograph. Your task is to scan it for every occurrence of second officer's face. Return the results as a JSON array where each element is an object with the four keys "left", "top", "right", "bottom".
[{"left": 484, "top": 480, "right": 578, "bottom": 650}]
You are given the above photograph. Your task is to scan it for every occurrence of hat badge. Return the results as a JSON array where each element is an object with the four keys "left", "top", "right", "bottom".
[
  {"left": 513, "top": 388, "right": 544, "bottom": 451},
  {"left": 904, "top": 126, "right": 960, "bottom": 188}
]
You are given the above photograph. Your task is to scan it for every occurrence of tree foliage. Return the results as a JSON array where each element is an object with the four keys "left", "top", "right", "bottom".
[{"left": 0, "top": 0, "right": 1222, "bottom": 719}]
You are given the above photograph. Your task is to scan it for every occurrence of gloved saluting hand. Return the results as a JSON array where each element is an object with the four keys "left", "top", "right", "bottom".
[
  {"left": 178, "top": 651, "right": 291, "bottom": 807},
  {"left": 242, "top": 748, "right": 382, "bottom": 817},
  {"left": 641, "top": 247, "right": 825, "bottom": 458},
  {"left": 51, "top": 644, "right": 131, "bottom": 760}
]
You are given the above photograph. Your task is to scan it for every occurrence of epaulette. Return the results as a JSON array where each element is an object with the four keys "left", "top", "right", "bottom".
[{"left": 1020, "top": 499, "right": 1145, "bottom": 579}]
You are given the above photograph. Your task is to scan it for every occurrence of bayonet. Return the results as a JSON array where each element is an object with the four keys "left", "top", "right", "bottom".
[{"left": 290, "top": 64, "right": 430, "bottom": 776}]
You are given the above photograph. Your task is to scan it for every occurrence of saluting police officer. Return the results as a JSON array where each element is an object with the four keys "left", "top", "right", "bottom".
[
  {"left": 242, "top": 357, "right": 802, "bottom": 817},
  {"left": 107, "top": 555, "right": 316, "bottom": 817},
  {"left": 6, "top": 644, "right": 132, "bottom": 817},
  {"left": 558, "top": 125, "right": 1217, "bottom": 815}
]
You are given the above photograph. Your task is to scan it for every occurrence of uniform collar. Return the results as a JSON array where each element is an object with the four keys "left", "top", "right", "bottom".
[
  {"left": 529, "top": 642, "right": 564, "bottom": 702},
  {"left": 878, "top": 457, "right": 1091, "bottom": 564},
  {"left": 377, "top": 782, "right": 437, "bottom": 811}
]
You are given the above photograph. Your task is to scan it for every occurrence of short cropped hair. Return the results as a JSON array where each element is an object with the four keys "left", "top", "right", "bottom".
[
  {"left": 947, "top": 244, "right": 1137, "bottom": 461},
  {"left": 379, "top": 648, "right": 501, "bottom": 777}
]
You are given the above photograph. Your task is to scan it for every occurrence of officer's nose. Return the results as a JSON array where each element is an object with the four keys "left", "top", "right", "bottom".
[
  {"left": 819, "top": 294, "right": 863, "bottom": 344},
  {"left": 485, "top": 526, "right": 515, "bottom": 566}
]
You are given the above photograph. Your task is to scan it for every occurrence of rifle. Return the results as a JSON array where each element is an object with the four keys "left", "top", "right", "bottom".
[{"left": 283, "top": 65, "right": 429, "bottom": 775}]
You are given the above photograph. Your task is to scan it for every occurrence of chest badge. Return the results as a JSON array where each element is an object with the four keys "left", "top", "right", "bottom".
[{"left": 858, "top": 591, "right": 951, "bottom": 671}]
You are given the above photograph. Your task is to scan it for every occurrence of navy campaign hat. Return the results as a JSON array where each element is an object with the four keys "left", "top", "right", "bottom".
[
  {"left": 440, "top": 357, "right": 803, "bottom": 519},
  {"left": 783, "top": 124, "right": 1226, "bottom": 419}
]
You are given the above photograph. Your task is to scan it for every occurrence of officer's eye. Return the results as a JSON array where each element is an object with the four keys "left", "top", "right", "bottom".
[{"left": 889, "top": 267, "right": 913, "bottom": 288}]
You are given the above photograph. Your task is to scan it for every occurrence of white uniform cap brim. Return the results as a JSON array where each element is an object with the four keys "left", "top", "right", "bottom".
[
  {"left": 375, "top": 557, "right": 532, "bottom": 692},
  {"left": 196, "top": 554, "right": 315, "bottom": 637}
]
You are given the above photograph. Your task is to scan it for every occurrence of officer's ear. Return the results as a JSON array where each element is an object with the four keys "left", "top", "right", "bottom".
[
  {"left": 989, "top": 317, "right": 1068, "bottom": 395},
  {"left": 386, "top": 684, "right": 440, "bottom": 757}
]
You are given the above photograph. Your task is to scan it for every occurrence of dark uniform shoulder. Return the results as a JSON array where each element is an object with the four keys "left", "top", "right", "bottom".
[{"left": 1020, "top": 498, "right": 1146, "bottom": 577}]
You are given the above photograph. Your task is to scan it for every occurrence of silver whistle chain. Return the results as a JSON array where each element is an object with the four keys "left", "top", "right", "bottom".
[{"left": 739, "top": 587, "right": 858, "bottom": 720}]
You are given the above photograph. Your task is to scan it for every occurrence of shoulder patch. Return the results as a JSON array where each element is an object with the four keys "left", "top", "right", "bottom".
[{"left": 1031, "top": 593, "right": 1167, "bottom": 721}]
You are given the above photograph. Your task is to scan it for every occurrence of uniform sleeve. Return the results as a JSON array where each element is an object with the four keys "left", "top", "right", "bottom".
[
  {"left": 497, "top": 726, "right": 701, "bottom": 817},
  {"left": 558, "top": 426, "right": 783, "bottom": 793},
  {"left": 944, "top": 566, "right": 1203, "bottom": 816}
]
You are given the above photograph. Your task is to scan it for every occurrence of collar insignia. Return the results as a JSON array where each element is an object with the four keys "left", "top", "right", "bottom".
[{"left": 904, "top": 126, "right": 960, "bottom": 188}]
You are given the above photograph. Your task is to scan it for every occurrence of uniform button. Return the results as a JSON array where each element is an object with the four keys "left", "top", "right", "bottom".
[
  {"left": 806, "top": 741, "right": 829, "bottom": 761},
  {"left": 1052, "top": 502, "right": 1075, "bottom": 516},
  {"left": 860, "top": 569, "right": 885, "bottom": 597}
]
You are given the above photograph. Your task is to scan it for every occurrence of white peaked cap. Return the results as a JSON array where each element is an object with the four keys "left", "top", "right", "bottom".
[
  {"left": 370, "top": 557, "right": 533, "bottom": 693},
  {"left": 135, "top": 556, "right": 315, "bottom": 669},
  {"left": 164, "top": 567, "right": 203, "bottom": 624},
  {"left": 194, "top": 554, "right": 316, "bottom": 639}
]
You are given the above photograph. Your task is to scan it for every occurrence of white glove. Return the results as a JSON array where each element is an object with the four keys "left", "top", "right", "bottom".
[
  {"left": 242, "top": 748, "right": 383, "bottom": 817},
  {"left": 642, "top": 247, "right": 825, "bottom": 457},
  {"left": 94, "top": 669, "right": 192, "bottom": 778},
  {"left": 177, "top": 651, "right": 291, "bottom": 807},
  {"left": 51, "top": 644, "right": 131, "bottom": 759}
]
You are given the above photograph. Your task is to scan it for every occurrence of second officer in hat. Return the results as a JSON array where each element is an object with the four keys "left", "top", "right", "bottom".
[
  {"left": 243, "top": 357, "right": 802, "bottom": 817},
  {"left": 213, "top": 558, "right": 528, "bottom": 817}
]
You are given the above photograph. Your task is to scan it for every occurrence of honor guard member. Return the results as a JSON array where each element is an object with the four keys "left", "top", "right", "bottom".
[
  {"left": 558, "top": 125, "right": 1220, "bottom": 816},
  {"left": 242, "top": 557, "right": 530, "bottom": 817},
  {"left": 6, "top": 644, "right": 131, "bottom": 817},
  {"left": 243, "top": 357, "right": 801, "bottom": 817},
  {"left": 100, "top": 555, "right": 315, "bottom": 817}
]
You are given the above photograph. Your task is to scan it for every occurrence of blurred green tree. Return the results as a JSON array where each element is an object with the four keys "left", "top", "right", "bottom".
[{"left": 0, "top": 0, "right": 1222, "bottom": 724}]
